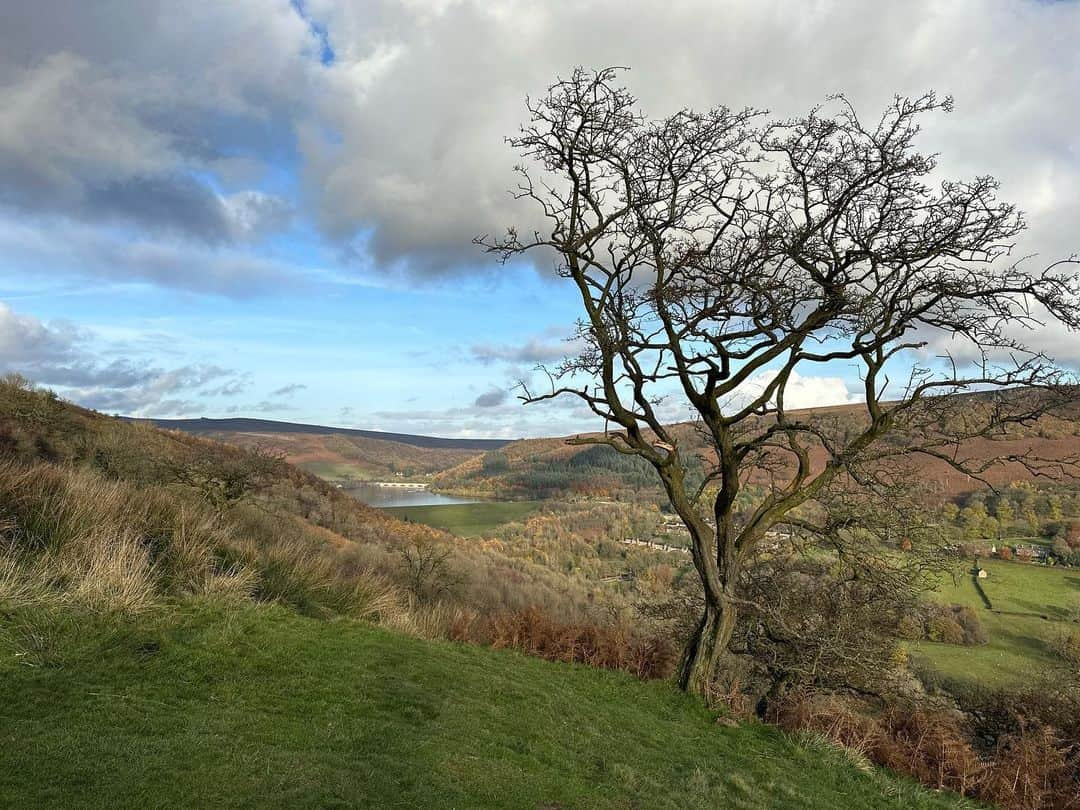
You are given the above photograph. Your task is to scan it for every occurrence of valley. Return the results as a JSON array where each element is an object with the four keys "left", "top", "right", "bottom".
[
  {"left": 3, "top": 382, "right": 1079, "bottom": 808},
  {"left": 174, "top": 408, "right": 1080, "bottom": 697}
]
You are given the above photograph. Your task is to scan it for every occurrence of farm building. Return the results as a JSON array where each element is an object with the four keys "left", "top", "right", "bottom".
[{"left": 1013, "top": 543, "right": 1050, "bottom": 561}]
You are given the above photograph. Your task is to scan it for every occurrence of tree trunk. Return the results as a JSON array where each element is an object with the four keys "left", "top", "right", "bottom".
[{"left": 677, "top": 597, "right": 737, "bottom": 698}]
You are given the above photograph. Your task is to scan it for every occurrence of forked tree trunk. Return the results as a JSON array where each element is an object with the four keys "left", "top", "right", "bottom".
[{"left": 677, "top": 597, "right": 737, "bottom": 697}]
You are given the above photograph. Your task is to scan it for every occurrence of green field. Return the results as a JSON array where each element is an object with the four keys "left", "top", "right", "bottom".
[
  {"left": 298, "top": 460, "right": 373, "bottom": 482},
  {"left": 384, "top": 500, "right": 544, "bottom": 536},
  {"left": 0, "top": 603, "right": 969, "bottom": 809},
  {"left": 913, "top": 559, "right": 1079, "bottom": 689}
]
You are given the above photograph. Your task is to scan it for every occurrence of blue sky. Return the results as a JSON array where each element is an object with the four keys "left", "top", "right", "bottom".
[
  {"left": 0, "top": 232, "right": 584, "bottom": 436},
  {"left": 1, "top": 1, "right": 1078, "bottom": 437}
]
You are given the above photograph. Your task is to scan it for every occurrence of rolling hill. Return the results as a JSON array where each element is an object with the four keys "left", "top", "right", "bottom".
[
  {"left": 435, "top": 401, "right": 1080, "bottom": 501},
  {"left": 131, "top": 417, "right": 508, "bottom": 482},
  {"left": 134, "top": 399, "right": 1080, "bottom": 499},
  {"left": 130, "top": 416, "right": 511, "bottom": 450}
]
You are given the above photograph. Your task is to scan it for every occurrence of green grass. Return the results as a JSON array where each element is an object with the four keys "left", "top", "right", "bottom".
[
  {"left": 913, "top": 559, "right": 1079, "bottom": 689},
  {"left": 298, "top": 460, "right": 373, "bottom": 482},
  {"left": 385, "top": 500, "right": 544, "bottom": 536},
  {"left": 0, "top": 602, "right": 970, "bottom": 809},
  {"left": 977, "top": 561, "right": 1080, "bottom": 618}
]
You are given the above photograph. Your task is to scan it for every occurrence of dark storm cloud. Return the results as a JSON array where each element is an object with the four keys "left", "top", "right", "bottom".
[
  {"left": 1, "top": 0, "right": 1078, "bottom": 295},
  {"left": 0, "top": 5, "right": 311, "bottom": 263}
]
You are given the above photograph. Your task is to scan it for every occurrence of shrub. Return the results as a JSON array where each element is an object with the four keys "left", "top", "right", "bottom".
[
  {"left": 1050, "top": 629, "right": 1080, "bottom": 667},
  {"left": 767, "top": 690, "right": 880, "bottom": 759},
  {"left": 896, "top": 613, "right": 924, "bottom": 640},
  {"left": 469, "top": 606, "right": 677, "bottom": 679},
  {"left": 951, "top": 605, "right": 989, "bottom": 645},
  {"left": 480, "top": 451, "right": 510, "bottom": 474},
  {"left": 769, "top": 689, "right": 1080, "bottom": 809},
  {"left": 911, "top": 603, "right": 988, "bottom": 646},
  {"left": 927, "top": 614, "right": 966, "bottom": 645},
  {"left": 398, "top": 535, "right": 458, "bottom": 604},
  {"left": 982, "top": 724, "right": 1078, "bottom": 810},
  {"left": 874, "top": 707, "right": 987, "bottom": 797}
]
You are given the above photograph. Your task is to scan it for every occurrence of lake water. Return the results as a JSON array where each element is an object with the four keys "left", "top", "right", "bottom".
[{"left": 344, "top": 485, "right": 480, "bottom": 508}]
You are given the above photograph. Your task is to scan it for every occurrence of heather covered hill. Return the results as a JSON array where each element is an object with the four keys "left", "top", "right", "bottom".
[
  {"left": 436, "top": 399, "right": 1080, "bottom": 501},
  {"left": 128, "top": 416, "right": 505, "bottom": 484},
  {"left": 0, "top": 377, "right": 655, "bottom": 626},
  {"left": 131, "top": 416, "right": 510, "bottom": 450},
  {"left": 192, "top": 428, "right": 482, "bottom": 482}
]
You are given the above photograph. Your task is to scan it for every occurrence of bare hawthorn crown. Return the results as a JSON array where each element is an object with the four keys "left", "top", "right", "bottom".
[{"left": 478, "top": 66, "right": 1080, "bottom": 695}]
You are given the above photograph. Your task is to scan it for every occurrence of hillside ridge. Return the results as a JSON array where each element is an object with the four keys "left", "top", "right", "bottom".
[{"left": 125, "top": 416, "right": 512, "bottom": 451}]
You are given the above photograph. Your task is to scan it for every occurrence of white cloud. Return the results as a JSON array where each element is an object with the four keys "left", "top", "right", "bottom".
[
  {"left": 470, "top": 333, "right": 581, "bottom": 365},
  {"left": 0, "top": 300, "right": 249, "bottom": 416},
  {"left": 3, "top": 1, "right": 1078, "bottom": 282},
  {"left": 0, "top": 218, "right": 308, "bottom": 297},
  {"left": 0, "top": 300, "right": 81, "bottom": 365},
  {"left": 301, "top": 0, "right": 1080, "bottom": 273},
  {"left": 736, "top": 369, "right": 861, "bottom": 411},
  {"left": 0, "top": 2, "right": 315, "bottom": 244},
  {"left": 270, "top": 383, "right": 308, "bottom": 397}
]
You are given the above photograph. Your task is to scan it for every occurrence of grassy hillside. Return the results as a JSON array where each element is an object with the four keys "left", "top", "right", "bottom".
[
  {"left": 202, "top": 428, "right": 482, "bottom": 482},
  {"left": 0, "top": 377, "right": 1071, "bottom": 806},
  {"left": 0, "top": 601, "right": 969, "bottom": 810},
  {"left": 0, "top": 376, "right": 655, "bottom": 627}
]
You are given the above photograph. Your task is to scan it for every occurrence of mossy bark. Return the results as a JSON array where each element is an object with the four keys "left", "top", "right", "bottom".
[{"left": 677, "top": 598, "right": 737, "bottom": 698}]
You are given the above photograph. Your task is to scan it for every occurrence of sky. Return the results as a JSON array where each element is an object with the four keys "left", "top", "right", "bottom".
[{"left": 1, "top": 0, "right": 1079, "bottom": 438}]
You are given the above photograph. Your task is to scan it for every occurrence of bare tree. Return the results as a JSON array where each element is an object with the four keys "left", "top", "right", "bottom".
[
  {"left": 169, "top": 445, "right": 283, "bottom": 524},
  {"left": 479, "top": 67, "right": 1079, "bottom": 696},
  {"left": 399, "top": 535, "right": 457, "bottom": 604}
]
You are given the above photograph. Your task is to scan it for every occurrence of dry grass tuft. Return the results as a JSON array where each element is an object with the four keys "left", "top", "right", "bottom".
[
  {"left": 59, "top": 528, "right": 158, "bottom": 614},
  {"left": 0, "top": 461, "right": 412, "bottom": 623}
]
